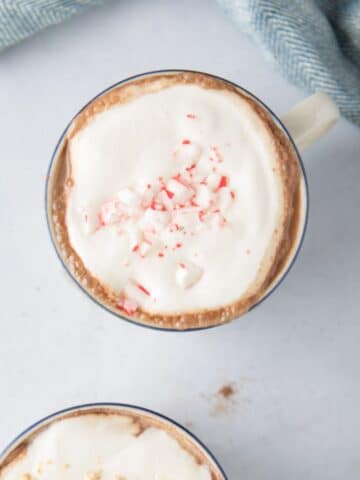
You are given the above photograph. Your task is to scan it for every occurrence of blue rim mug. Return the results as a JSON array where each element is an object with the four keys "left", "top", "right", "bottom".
[
  {"left": 0, "top": 403, "right": 227, "bottom": 480},
  {"left": 46, "top": 70, "right": 339, "bottom": 331}
]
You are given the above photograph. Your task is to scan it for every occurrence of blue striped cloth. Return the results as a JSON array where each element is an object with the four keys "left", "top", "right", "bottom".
[
  {"left": 0, "top": 0, "right": 101, "bottom": 50},
  {"left": 217, "top": 0, "right": 360, "bottom": 126},
  {"left": 1, "top": 1, "right": 359, "bottom": 126}
]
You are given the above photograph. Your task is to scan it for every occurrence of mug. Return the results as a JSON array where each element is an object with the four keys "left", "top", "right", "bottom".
[
  {"left": 0, "top": 403, "right": 227, "bottom": 480},
  {"left": 46, "top": 70, "right": 339, "bottom": 331}
]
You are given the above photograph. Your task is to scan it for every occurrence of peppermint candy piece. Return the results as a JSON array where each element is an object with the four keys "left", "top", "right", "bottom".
[{"left": 176, "top": 261, "right": 203, "bottom": 289}]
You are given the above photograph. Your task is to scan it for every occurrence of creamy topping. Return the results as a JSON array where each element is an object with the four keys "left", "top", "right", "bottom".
[
  {"left": 65, "top": 83, "right": 284, "bottom": 314},
  {"left": 0, "top": 414, "right": 213, "bottom": 480}
]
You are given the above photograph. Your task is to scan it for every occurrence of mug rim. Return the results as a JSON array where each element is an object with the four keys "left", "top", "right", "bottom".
[
  {"left": 0, "top": 402, "right": 227, "bottom": 480},
  {"left": 45, "top": 68, "right": 309, "bottom": 332}
]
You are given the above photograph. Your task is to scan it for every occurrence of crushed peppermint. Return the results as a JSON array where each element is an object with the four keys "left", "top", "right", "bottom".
[
  {"left": 137, "top": 284, "right": 151, "bottom": 296},
  {"left": 211, "top": 145, "right": 223, "bottom": 163},
  {"left": 89, "top": 140, "right": 237, "bottom": 306},
  {"left": 217, "top": 176, "right": 228, "bottom": 189},
  {"left": 176, "top": 261, "right": 203, "bottom": 289},
  {"left": 117, "top": 298, "right": 137, "bottom": 315}
]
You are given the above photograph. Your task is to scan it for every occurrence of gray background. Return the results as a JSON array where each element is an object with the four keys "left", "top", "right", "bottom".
[{"left": 1, "top": 1, "right": 359, "bottom": 478}]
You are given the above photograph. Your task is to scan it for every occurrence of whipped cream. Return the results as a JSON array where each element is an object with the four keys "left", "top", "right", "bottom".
[
  {"left": 65, "top": 83, "right": 284, "bottom": 314},
  {"left": 0, "top": 414, "right": 213, "bottom": 480}
]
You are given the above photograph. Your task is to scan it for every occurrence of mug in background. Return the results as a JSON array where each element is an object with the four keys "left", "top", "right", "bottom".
[{"left": 0, "top": 403, "right": 226, "bottom": 480}]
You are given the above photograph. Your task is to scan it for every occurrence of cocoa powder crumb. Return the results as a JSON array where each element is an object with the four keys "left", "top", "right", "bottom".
[
  {"left": 208, "top": 383, "right": 237, "bottom": 417},
  {"left": 218, "top": 384, "right": 234, "bottom": 399}
]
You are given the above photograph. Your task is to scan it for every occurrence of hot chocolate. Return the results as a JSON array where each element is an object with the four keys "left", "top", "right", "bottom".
[
  {"left": 0, "top": 407, "right": 224, "bottom": 480},
  {"left": 48, "top": 71, "right": 303, "bottom": 329}
]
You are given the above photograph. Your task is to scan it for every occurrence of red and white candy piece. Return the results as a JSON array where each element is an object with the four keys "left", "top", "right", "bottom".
[
  {"left": 166, "top": 177, "right": 193, "bottom": 204},
  {"left": 157, "top": 189, "right": 175, "bottom": 211},
  {"left": 117, "top": 297, "right": 137, "bottom": 315},
  {"left": 195, "top": 184, "right": 212, "bottom": 208},
  {"left": 98, "top": 200, "right": 123, "bottom": 226},
  {"left": 217, "top": 187, "right": 234, "bottom": 212},
  {"left": 210, "top": 145, "right": 223, "bottom": 163},
  {"left": 138, "top": 237, "right": 162, "bottom": 257},
  {"left": 179, "top": 162, "right": 198, "bottom": 183},
  {"left": 124, "top": 224, "right": 143, "bottom": 251},
  {"left": 206, "top": 172, "right": 222, "bottom": 190},
  {"left": 174, "top": 140, "right": 202, "bottom": 165},
  {"left": 116, "top": 188, "right": 140, "bottom": 208},
  {"left": 140, "top": 209, "right": 170, "bottom": 231},
  {"left": 135, "top": 177, "right": 156, "bottom": 193},
  {"left": 124, "top": 279, "right": 152, "bottom": 302},
  {"left": 207, "top": 211, "right": 227, "bottom": 230},
  {"left": 206, "top": 173, "right": 229, "bottom": 191},
  {"left": 135, "top": 181, "right": 156, "bottom": 208},
  {"left": 175, "top": 261, "right": 203, "bottom": 289}
]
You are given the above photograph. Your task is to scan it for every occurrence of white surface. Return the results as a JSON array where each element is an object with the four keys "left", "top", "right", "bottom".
[
  {"left": 0, "top": 1, "right": 359, "bottom": 479},
  {"left": 66, "top": 81, "right": 284, "bottom": 313}
]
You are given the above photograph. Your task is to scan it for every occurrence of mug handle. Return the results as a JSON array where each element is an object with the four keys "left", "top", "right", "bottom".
[{"left": 280, "top": 92, "right": 339, "bottom": 151}]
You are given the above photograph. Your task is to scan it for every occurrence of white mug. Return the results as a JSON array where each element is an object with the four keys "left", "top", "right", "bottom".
[
  {"left": 46, "top": 70, "right": 339, "bottom": 330},
  {"left": 0, "top": 403, "right": 227, "bottom": 479}
]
